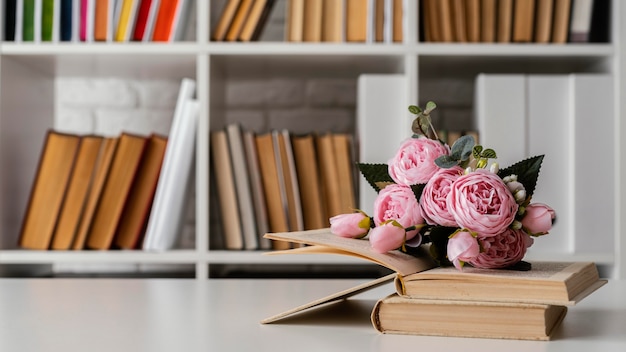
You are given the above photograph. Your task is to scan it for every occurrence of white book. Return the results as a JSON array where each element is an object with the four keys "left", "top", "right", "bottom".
[
  {"left": 527, "top": 75, "right": 574, "bottom": 253},
  {"left": 226, "top": 123, "right": 259, "bottom": 250},
  {"left": 366, "top": 0, "right": 375, "bottom": 43},
  {"left": 356, "top": 74, "right": 407, "bottom": 215},
  {"left": 569, "top": 0, "right": 594, "bottom": 42},
  {"left": 474, "top": 74, "right": 527, "bottom": 169},
  {"left": 14, "top": 0, "right": 24, "bottom": 42},
  {"left": 570, "top": 74, "right": 614, "bottom": 254},
  {"left": 71, "top": 0, "right": 80, "bottom": 42},
  {"left": 143, "top": 78, "right": 197, "bottom": 251},
  {"left": 243, "top": 130, "right": 271, "bottom": 250},
  {"left": 34, "top": 0, "right": 42, "bottom": 42}
]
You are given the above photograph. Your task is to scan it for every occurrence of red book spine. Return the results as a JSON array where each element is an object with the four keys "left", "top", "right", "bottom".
[
  {"left": 151, "top": 0, "right": 178, "bottom": 41},
  {"left": 133, "top": 0, "right": 153, "bottom": 40}
]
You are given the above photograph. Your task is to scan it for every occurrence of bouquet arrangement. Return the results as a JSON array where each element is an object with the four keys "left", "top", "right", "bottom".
[{"left": 330, "top": 102, "right": 556, "bottom": 270}]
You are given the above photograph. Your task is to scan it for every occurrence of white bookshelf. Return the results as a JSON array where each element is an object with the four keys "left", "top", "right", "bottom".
[{"left": 0, "top": 0, "right": 623, "bottom": 279}]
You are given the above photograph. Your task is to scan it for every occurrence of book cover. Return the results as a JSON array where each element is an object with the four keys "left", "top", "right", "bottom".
[
  {"left": 23, "top": 0, "right": 35, "bottom": 41},
  {"left": 302, "top": 0, "right": 322, "bottom": 42},
  {"left": 276, "top": 129, "right": 304, "bottom": 233},
  {"left": 569, "top": 0, "right": 593, "bottom": 42},
  {"left": 132, "top": 0, "right": 153, "bottom": 40},
  {"left": 291, "top": 134, "right": 326, "bottom": 230},
  {"left": 170, "top": 0, "right": 191, "bottom": 41},
  {"left": 41, "top": 0, "right": 54, "bottom": 41},
  {"left": 345, "top": 0, "right": 367, "bottom": 42},
  {"left": 450, "top": 0, "right": 466, "bottom": 42},
  {"left": 551, "top": 0, "right": 572, "bottom": 43},
  {"left": 391, "top": 0, "right": 402, "bottom": 42},
  {"left": 141, "top": 0, "right": 160, "bottom": 41},
  {"left": 321, "top": 0, "right": 343, "bottom": 42},
  {"left": 50, "top": 135, "right": 104, "bottom": 250},
  {"left": 115, "top": 0, "right": 140, "bottom": 41},
  {"left": 421, "top": 0, "right": 439, "bottom": 42},
  {"left": 315, "top": 133, "right": 342, "bottom": 218},
  {"left": 85, "top": 133, "right": 148, "bottom": 250},
  {"left": 435, "top": 0, "right": 453, "bottom": 42},
  {"left": 94, "top": 0, "right": 109, "bottom": 41},
  {"left": 151, "top": 0, "right": 177, "bottom": 41},
  {"left": 512, "top": 0, "right": 536, "bottom": 42},
  {"left": 479, "top": 0, "right": 496, "bottom": 42},
  {"left": 211, "top": 0, "right": 241, "bottom": 41},
  {"left": 465, "top": 0, "right": 480, "bottom": 42},
  {"left": 332, "top": 134, "right": 356, "bottom": 216},
  {"left": 248, "top": 0, "right": 276, "bottom": 41},
  {"left": 371, "top": 293, "right": 568, "bottom": 340},
  {"left": 114, "top": 134, "right": 168, "bottom": 249},
  {"left": 5, "top": 0, "right": 17, "bottom": 41},
  {"left": 18, "top": 131, "right": 81, "bottom": 250},
  {"left": 60, "top": 0, "right": 73, "bottom": 41}
]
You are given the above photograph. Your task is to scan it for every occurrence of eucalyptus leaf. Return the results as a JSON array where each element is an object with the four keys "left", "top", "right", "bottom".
[
  {"left": 408, "top": 105, "right": 422, "bottom": 115},
  {"left": 435, "top": 155, "right": 459, "bottom": 168},
  {"left": 424, "top": 101, "right": 437, "bottom": 114},
  {"left": 357, "top": 163, "right": 394, "bottom": 192}
]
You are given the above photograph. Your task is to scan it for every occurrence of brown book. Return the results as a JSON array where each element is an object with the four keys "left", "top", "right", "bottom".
[
  {"left": 18, "top": 131, "right": 81, "bottom": 250},
  {"left": 512, "top": 0, "right": 536, "bottom": 42},
  {"left": 332, "top": 134, "right": 356, "bottom": 216},
  {"left": 481, "top": 0, "right": 496, "bottom": 42},
  {"left": 436, "top": 0, "right": 454, "bottom": 42},
  {"left": 303, "top": 0, "right": 322, "bottom": 42},
  {"left": 291, "top": 134, "right": 326, "bottom": 230},
  {"left": 255, "top": 132, "right": 290, "bottom": 250},
  {"left": 211, "top": 130, "right": 244, "bottom": 250},
  {"left": 114, "top": 134, "right": 167, "bottom": 249},
  {"left": 315, "top": 134, "right": 341, "bottom": 218},
  {"left": 465, "top": 0, "right": 480, "bottom": 42},
  {"left": 371, "top": 293, "right": 568, "bottom": 340},
  {"left": 392, "top": 0, "right": 403, "bottom": 42},
  {"left": 321, "top": 0, "right": 343, "bottom": 42},
  {"left": 276, "top": 130, "right": 303, "bottom": 233},
  {"left": 551, "top": 0, "right": 573, "bottom": 43},
  {"left": 496, "top": 0, "right": 513, "bottom": 42},
  {"left": 225, "top": 0, "right": 254, "bottom": 41},
  {"left": 450, "top": 0, "right": 467, "bottom": 42},
  {"left": 212, "top": 0, "right": 243, "bottom": 41},
  {"left": 50, "top": 135, "right": 104, "bottom": 250},
  {"left": 534, "top": 0, "right": 554, "bottom": 43},
  {"left": 72, "top": 137, "right": 119, "bottom": 250},
  {"left": 94, "top": 0, "right": 110, "bottom": 41},
  {"left": 286, "top": 0, "right": 305, "bottom": 42},
  {"left": 85, "top": 133, "right": 148, "bottom": 250},
  {"left": 421, "top": 0, "right": 440, "bottom": 42},
  {"left": 264, "top": 229, "right": 606, "bottom": 306},
  {"left": 374, "top": 0, "right": 384, "bottom": 42},
  {"left": 345, "top": 0, "right": 367, "bottom": 42},
  {"left": 238, "top": 0, "right": 275, "bottom": 41}
]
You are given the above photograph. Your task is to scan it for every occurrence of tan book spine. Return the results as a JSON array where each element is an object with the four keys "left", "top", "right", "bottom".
[
  {"left": 346, "top": 0, "right": 368, "bottom": 42},
  {"left": 212, "top": 0, "right": 243, "bottom": 41}
]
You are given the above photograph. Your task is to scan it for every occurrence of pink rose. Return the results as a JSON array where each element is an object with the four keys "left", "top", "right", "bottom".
[
  {"left": 330, "top": 212, "right": 371, "bottom": 238},
  {"left": 522, "top": 203, "right": 556, "bottom": 235},
  {"left": 447, "top": 169, "right": 518, "bottom": 237},
  {"left": 447, "top": 231, "right": 480, "bottom": 270},
  {"left": 373, "top": 184, "right": 424, "bottom": 239},
  {"left": 388, "top": 137, "right": 450, "bottom": 185},
  {"left": 468, "top": 228, "right": 534, "bottom": 269},
  {"left": 420, "top": 166, "right": 463, "bottom": 227},
  {"left": 369, "top": 221, "right": 406, "bottom": 253}
]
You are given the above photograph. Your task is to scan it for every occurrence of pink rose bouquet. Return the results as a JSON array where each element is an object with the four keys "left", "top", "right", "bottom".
[{"left": 330, "top": 101, "right": 555, "bottom": 272}]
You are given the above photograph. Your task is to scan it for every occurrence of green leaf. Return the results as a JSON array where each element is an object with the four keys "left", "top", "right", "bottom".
[
  {"left": 424, "top": 101, "right": 437, "bottom": 114},
  {"left": 435, "top": 155, "right": 459, "bottom": 168},
  {"left": 408, "top": 105, "right": 422, "bottom": 115},
  {"left": 450, "top": 135, "right": 475, "bottom": 161},
  {"left": 410, "top": 184, "right": 427, "bottom": 203},
  {"left": 481, "top": 148, "right": 497, "bottom": 159},
  {"left": 498, "top": 155, "right": 544, "bottom": 197},
  {"left": 473, "top": 145, "right": 483, "bottom": 159},
  {"left": 357, "top": 163, "right": 394, "bottom": 193},
  {"left": 426, "top": 226, "right": 456, "bottom": 266}
]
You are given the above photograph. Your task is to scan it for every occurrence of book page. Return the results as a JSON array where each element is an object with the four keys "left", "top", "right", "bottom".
[{"left": 264, "top": 228, "right": 437, "bottom": 276}]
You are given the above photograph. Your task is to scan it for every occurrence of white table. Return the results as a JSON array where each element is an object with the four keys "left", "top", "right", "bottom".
[{"left": 1, "top": 278, "right": 625, "bottom": 352}]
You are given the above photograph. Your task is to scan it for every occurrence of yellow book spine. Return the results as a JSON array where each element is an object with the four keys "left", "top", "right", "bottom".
[{"left": 115, "top": 0, "right": 134, "bottom": 42}]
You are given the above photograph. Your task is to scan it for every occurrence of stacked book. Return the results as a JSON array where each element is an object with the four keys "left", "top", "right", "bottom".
[
  {"left": 262, "top": 229, "right": 607, "bottom": 340},
  {"left": 210, "top": 124, "right": 356, "bottom": 251},
  {"left": 421, "top": 0, "right": 610, "bottom": 44},
  {"left": 5, "top": 0, "right": 194, "bottom": 43}
]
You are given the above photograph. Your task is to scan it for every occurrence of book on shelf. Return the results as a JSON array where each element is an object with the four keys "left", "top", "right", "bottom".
[
  {"left": 22, "top": 0, "right": 35, "bottom": 41},
  {"left": 41, "top": 0, "right": 56, "bottom": 41},
  {"left": 481, "top": 0, "right": 496, "bottom": 42},
  {"left": 226, "top": 123, "right": 259, "bottom": 250},
  {"left": 302, "top": 0, "right": 322, "bottom": 42},
  {"left": 465, "top": 0, "right": 480, "bottom": 42},
  {"left": 142, "top": 78, "right": 197, "bottom": 251},
  {"left": 331, "top": 134, "right": 356, "bottom": 216},
  {"left": 50, "top": 135, "right": 104, "bottom": 250},
  {"left": 450, "top": 0, "right": 466, "bottom": 42},
  {"left": 212, "top": 0, "right": 241, "bottom": 41},
  {"left": 285, "top": 0, "right": 304, "bottom": 42},
  {"left": 371, "top": 293, "right": 568, "bottom": 340},
  {"left": 238, "top": 0, "right": 275, "bottom": 42},
  {"left": 115, "top": 0, "right": 139, "bottom": 42},
  {"left": 132, "top": 0, "right": 153, "bottom": 40},
  {"left": 315, "top": 133, "right": 342, "bottom": 219},
  {"left": 568, "top": 0, "right": 593, "bottom": 42},
  {"left": 225, "top": 0, "right": 253, "bottom": 41},
  {"left": 94, "top": 0, "right": 111, "bottom": 41},
  {"left": 552, "top": 0, "right": 572, "bottom": 43},
  {"left": 421, "top": 0, "right": 439, "bottom": 42},
  {"left": 72, "top": 137, "right": 119, "bottom": 249},
  {"left": 512, "top": 0, "right": 535, "bottom": 42},
  {"left": 588, "top": 0, "right": 610, "bottom": 43},
  {"left": 275, "top": 129, "right": 304, "bottom": 233},
  {"left": 114, "top": 134, "right": 168, "bottom": 250},
  {"left": 243, "top": 130, "right": 272, "bottom": 249},
  {"left": 534, "top": 0, "right": 554, "bottom": 43},
  {"left": 4, "top": 0, "right": 17, "bottom": 41},
  {"left": 321, "top": 0, "right": 343, "bottom": 42},
  {"left": 391, "top": 0, "right": 402, "bottom": 42},
  {"left": 496, "top": 0, "right": 512, "bottom": 42},
  {"left": 211, "top": 129, "right": 244, "bottom": 250},
  {"left": 345, "top": 0, "right": 367, "bottom": 42},
  {"left": 373, "top": 0, "right": 384, "bottom": 42},
  {"left": 18, "top": 131, "right": 81, "bottom": 250},
  {"left": 291, "top": 134, "right": 326, "bottom": 231},
  {"left": 141, "top": 0, "right": 161, "bottom": 41},
  {"left": 85, "top": 133, "right": 148, "bottom": 250}
]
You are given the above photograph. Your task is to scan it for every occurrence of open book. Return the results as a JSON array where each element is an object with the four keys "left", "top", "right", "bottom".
[{"left": 264, "top": 228, "right": 607, "bottom": 306}]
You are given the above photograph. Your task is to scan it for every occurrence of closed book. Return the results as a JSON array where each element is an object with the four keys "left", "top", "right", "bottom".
[
  {"left": 332, "top": 134, "right": 356, "bottom": 216},
  {"left": 243, "top": 131, "right": 271, "bottom": 249},
  {"left": 291, "top": 134, "right": 326, "bottom": 230},
  {"left": 421, "top": 0, "right": 439, "bottom": 42},
  {"left": 391, "top": 0, "right": 402, "bottom": 42},
  {"left": 374, "top": 0, "right": 384, "bottom": 42},
  {"left": 321, "top": 0, "right": 343, "bottom": 42},
  {"left": 5, "top": 0, "right": 17, "bottom": 41},
  {"left": 435, "top": 0, "right": 453, "bottom": 42},
  {"left": 141, "top": 0, "right": 160, "bottom": 41},
  {"left": 480, "top": 0, "right": 496, "bottom": 42},
  {"left": 151, "top": 0, "right": 177, "bottom": 41},
  {"left": 568, "top": 0, "right": 593, "bottom": 42},
  {"left": 72, "top": 137, "right": 119, "bottom": 250},
  {"left": 132, "top": 0, "right": 153, "bottom": 40},
  {"left": 552, "top": 0, "right": 572, "bottom": 43},
  {"left": 255, "top": 132, "right": 290, "bottom": 250},
  {"left": 496, "top": 0, "right": 512, "bottom": 42},
  {"left": 226, "top": 123, "right": 259, "bottom": 250},
  {"left": 50, "top": 135, "right": 104, "bottom": 250},
  {"left": 302, "top": 0, "right": 322, "bottom": 42},
  {"left": 211, "top": 0, "right": 241, "bottom": 41},
  {"left": 170, "top": 0, "right": 191, "bottom": 41},
  {"left": 142, "top": 79, "right": 198, "bottom": 251},
  {"left": 371, "top": 294, "right": 568, "bottom": 340},
  {"left": 286, "top": 0, "right": 304, "bottom": 42},
  {"left": 315, "top": 133, "right": 341, "bottom": 218},
  {"left": 276, "top": 130, "right": 304, "bottom": 233},
  {"left": 114, "top": 134, "right": 168, "bottom": 250},
  {"left": 534, "top": 0, "right": 554, "bottom": 43},
  {"left": 346, "top": 0, "right": 367, "bottom": 42},
  {"left": 18, "top": 131, "right": 81, "bottom": 250},
  {"left": 115, "top": 0, "right": 139, "bottom": 41},
  {"left": 225, "top": 0, "right": 253, "bottom": 41},
  {"left": 450, "top": 0, "right": 466, "bottom": 42},
  {"left": 23, "top": 0, "right": 35, "bottom": 41},
  {"left": 85, "top": 133, "right": 148, "bottom": 250},
  {"left": 94, "top": 0, "right": 109, "bottom": 41},
  {"left": 41, "top": 0, "right": 54, "bottom": 41},
  {"left": 60, "top": 0, "right": 73, "bottom": 41},
  {"left": 512, "top": 0, "right": 536, "bottom": 42},
  {"left": 465, "top": 0, "right": 479, "bottom": 42}
]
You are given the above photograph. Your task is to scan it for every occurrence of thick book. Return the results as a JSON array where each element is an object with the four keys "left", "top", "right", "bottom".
[
  {"left": 496, "top": 0, "right": 512, "bottom": 42},
  {"left": 465, "top": 0, "right": 480, "bottom": 42},
  {"left": 285, "top": 0, "right": 304, "bottom": 42},
  {"left": 85, "top": 133, "right": 148, "bottom": 250},
  {"left": 275, "top": 130, "right": 304, "bottom": 234},
  {"left": 291, "top": 134, "right": 326, "bottom": 230},
  {"left": 211, "top": 0, "right": 241, "bottom": 41},
  {"left": 450, "top": 0, "right": 466, "bottom": 42},
  {"left": 263, "top": 228, "right": 606, "bottom": 306},
  {"left": 243, "top": 131, "right": 271, "bottom": 249},
  {"left": 480, "top": 0, "right": 496, "bottom": 42},
  {"left": 18, "top": 131, "right": 81, "bottom": 250},
  {"left": 132, "top": 0, "right": 153, "bottom": 40},
  {"left": 225, "top": 0, "right": 253, "bottom": 41},
  {"left": 151, "top": 0, "right": 178, "bottom": 41},
  {"left": 238, "top": 0, "right": 275, "bottom": 42},
  {"left": 534, "top": 0, "right": 554, "bottom": 43},
  {"left": 114, "top": 134, "right": 167, "bottom": 249},
  {"left": 50, "top": 135, "right": 104, "bottom": 250},
  {"left": 371, "top": 293, "right": 568, "bottom": 340}
]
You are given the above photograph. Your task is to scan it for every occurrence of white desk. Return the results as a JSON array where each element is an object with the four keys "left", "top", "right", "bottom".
[{"left": 0, "top": 278, "right": 624, "bottom": 352}]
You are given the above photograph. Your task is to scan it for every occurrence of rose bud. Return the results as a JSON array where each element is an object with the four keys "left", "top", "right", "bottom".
[{"left": 330, "top": 212, "right": 371, "bottom": 238}]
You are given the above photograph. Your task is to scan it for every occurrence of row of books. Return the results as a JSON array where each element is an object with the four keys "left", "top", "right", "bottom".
[
  {"left": 18, "top": 78, "right": 198, "bottom": 251},
  {"left": 264, "top": 230, "right": 606, "bottom": 340},
  {"left": 4, "top": 0, "right": 194, "bottom": 43},
  {"left": 210, "top": 124, "right": 356, "bottom": 251},
  {"left": 421, "top": 0, "right": 609, "bottom": 44},
  {"left": 211, "top": 0, "right": 404, "bottom": 43}
]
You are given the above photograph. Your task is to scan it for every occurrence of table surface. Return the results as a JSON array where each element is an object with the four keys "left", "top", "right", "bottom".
[{"left": 0, "top": 277, "right": 625, "bottom": 352}]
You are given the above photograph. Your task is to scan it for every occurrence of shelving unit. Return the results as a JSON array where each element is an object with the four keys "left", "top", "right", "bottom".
[{"left": 0, "top": 1, "right": 623, "bottom": 280}]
